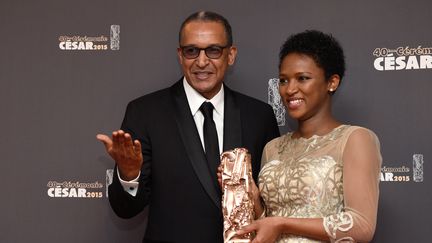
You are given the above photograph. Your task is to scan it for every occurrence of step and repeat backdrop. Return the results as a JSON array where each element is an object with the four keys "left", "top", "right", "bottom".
[{"left": 1, "top": 0, "right": 430, "bottom": 242}]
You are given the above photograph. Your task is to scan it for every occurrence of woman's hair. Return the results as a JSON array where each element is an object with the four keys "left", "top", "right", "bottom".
[{"left": 279, "top": 30, "right": 345, "bottom": 82}]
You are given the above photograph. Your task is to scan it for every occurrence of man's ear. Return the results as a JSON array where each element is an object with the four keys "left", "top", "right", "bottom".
[
  {"left": 177, "top": 47, "right": 184, "bottom": 65},
  {"left": 227, "top": 46, "right": 238, "bottom": 66}
]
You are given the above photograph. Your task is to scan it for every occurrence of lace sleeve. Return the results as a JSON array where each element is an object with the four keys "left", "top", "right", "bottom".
[
  {"left": 260, "top": 136, "right": 282, "bottom": 169},
  {"left": 323, "top": 127, "right": 382, "bottom": 242}
]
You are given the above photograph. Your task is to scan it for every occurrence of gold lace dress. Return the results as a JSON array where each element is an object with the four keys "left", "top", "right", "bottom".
[{"left": 259, "top": 125, "right": 381, "bottom": 243}]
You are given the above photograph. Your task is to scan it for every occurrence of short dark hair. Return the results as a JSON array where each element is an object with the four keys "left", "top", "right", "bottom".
[
  {"left": 279, "top": 30, "right": 345, "bottom": 82},
  {"left": 179, "top": 11, "right": 233, "bottom": 46}
]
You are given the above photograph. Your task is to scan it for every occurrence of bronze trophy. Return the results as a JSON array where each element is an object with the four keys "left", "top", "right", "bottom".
[{"left": 221, "top": 148, "right": 255, "bottom": 243}]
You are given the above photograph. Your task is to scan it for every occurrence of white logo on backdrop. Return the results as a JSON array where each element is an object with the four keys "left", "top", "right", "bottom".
[
  {"left": 413, "top": 154, "right": 424, "bottom": 182},
  {"left": 46, "top": 180, "right": 104, "bottom": 198},
  {"left": 380, "top": 153, "right": 424, "bottom": 183},
  {"left": 373, "top": 46, "right": 432, "bottom": 71},
  {"left": 268, "top": 78, "right": 285, "bottom": 126},
  {"left": 58, "top": 25, "right": 120, "bottom": 51},
  {"left": 110, "top": 25, "right": 120, "bottom": 50},
  {"left": 106, "top": 169, "right": 114, "bottom": 197}
]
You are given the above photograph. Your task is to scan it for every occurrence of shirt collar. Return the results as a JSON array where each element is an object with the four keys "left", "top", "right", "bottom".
[{"left": 183, "top": 77, "right": 224, "bottom": 116}]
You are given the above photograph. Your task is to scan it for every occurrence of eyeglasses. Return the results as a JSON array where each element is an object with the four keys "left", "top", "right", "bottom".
[{"left": 180, "top": 45, "right": 229, "bottom": 59}]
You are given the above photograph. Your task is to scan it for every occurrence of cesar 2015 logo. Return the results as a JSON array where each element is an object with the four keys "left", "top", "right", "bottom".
[
  {"left": 47, "top": 180, "right": 104, "bottom": 198},
  {"left": 58, "top": 25, "right": 120, "bottom": 51},
  {"left": 380, "top": 154, "right": 424, "bottom": 183},
  {"left": 373, "top": 46, "right": 432, "bottom": 71}
]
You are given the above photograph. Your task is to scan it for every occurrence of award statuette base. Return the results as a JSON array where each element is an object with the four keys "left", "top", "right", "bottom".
[{"left": 221, "top": 148, "right": 255, "bottom": 243}]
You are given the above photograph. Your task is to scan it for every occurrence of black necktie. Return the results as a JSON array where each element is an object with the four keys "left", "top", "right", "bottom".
[{"left": 200, "top": 102, "right": 220, "bottom": 182}]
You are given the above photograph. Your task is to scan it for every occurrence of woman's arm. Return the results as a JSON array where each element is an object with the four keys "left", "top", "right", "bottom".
[
  {"left": 238, "top": 128, "right": 382, "bottom": 243},
  {"left": 325, "top": 128, "right": 381, "bottom": 242}
]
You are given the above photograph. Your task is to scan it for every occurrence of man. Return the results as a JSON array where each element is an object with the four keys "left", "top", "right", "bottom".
[{"left": 97, "top": 11, "right": 279, "bottom": 243}]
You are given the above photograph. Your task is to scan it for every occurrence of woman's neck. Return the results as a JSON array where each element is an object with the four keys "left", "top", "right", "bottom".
[{"left": 294, "top": 115, "right": 341, "bottom": 139}]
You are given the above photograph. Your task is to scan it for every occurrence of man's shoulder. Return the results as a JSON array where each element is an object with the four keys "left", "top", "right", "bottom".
[
  {"left": 128, "top": 79, "right": 182, "bottom": 106},
  {"left": 130, "top": 79, "right": 184, "bottom": 106},
  {"left": 129, "top": 87, "right": 170, "bottom": 105},
  {"left": 229, "top": 88, "right": 271, "bottom": 110}
]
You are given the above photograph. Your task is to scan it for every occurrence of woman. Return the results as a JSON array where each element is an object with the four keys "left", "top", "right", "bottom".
[{"left": 238, "top": 30, "right": 382, "bottom": 242}]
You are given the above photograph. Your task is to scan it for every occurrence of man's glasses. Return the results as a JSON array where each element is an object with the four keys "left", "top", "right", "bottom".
[{"left": 180, "top": 45, "right": 229, "bottom": 59}]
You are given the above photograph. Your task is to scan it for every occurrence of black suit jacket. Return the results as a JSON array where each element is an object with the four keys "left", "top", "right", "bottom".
[{"left": 108, "top": 79, "right": 279, "bottom": 243}]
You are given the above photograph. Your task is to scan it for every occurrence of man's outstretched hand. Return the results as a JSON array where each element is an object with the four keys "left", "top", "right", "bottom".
[{"left": 97, "top": 130, "right": 143, "bottom": 181}]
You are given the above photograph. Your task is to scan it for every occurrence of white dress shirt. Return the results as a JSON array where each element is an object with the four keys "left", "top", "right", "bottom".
[{"left": 118, "top": 78, "right": 225, "bottom": 196}]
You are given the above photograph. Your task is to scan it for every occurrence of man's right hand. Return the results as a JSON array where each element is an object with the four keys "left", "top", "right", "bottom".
[{"left": 97, "top": 130, "right": 143, "bottom": 181}]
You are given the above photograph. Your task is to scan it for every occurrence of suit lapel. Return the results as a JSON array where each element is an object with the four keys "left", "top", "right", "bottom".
[
  {"left": 170, "top": 80, "right": 221, "bottom": 209},
  {"left": 223, "top": 86, "right": 242, "bottom": 151}
]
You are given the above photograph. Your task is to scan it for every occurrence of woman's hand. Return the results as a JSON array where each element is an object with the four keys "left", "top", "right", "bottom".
[
  {"left": 248, "top": 175, "right": 264, "bottom": 217},
  {"left": 236, "top": 217, "right": 284, "bottom": 243}
]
